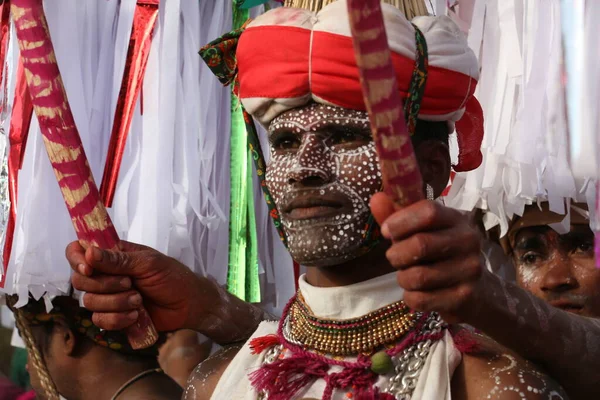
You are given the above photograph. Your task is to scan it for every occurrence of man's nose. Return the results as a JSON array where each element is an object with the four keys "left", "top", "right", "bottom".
[
  {"left": 286, "top": 134, "right": 333, "bottom": 186},
  {"left": 541, "top": 257, "right": 578, "bottom": 293}
]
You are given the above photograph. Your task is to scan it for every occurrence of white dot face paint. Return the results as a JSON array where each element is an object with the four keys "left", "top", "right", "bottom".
[
  {"left": 512, "top": 225, "right": 600, "bottom": 318},
  {"left": 484, "top": 353, "right": 566, "bottom": 399},
  {"left": 266, "top": 103, "right": 382, "bottom": 266}
]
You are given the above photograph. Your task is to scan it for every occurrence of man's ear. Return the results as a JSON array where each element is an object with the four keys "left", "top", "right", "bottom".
[
  {"left": 52, "top": 320, "right": 77, "bottom": 357},
  {"left": 414, "top": 140, "right": 451, "bottom": 197}
]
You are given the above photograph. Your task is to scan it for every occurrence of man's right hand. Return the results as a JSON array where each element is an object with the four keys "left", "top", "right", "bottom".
[{"left": 66, "top": 240, "right": 219, "bottom": 332}]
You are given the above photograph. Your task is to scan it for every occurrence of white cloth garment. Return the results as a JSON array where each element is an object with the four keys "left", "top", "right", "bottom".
[{"left": 212, "top": 273, "right": 461, "bottom": 400}]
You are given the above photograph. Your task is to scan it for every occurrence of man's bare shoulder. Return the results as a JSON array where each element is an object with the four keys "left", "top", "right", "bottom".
[
  {"left": 182, "top": 344, "right": 243, "bottom": 400},
  {"left": 451, "top": 329, "right": 568, "bottom": 400}
]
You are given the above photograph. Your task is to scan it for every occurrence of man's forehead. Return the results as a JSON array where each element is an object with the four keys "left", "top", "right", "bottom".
[
  {"left": 514, "top": 223, "right": 592, "bottom": 243},
  {"left": 269, "top": 103, "right": 369, "bottom": 131}
]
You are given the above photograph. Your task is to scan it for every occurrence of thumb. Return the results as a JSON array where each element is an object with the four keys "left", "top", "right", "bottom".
[
  {"left": 85, "top": 246, "right": 136, "bottom": 276},
  {"left": 119, "top": 240, "right": 153, "bottom": 252},
  {"left": 369, "top": 192, "right": 399, "bottom": 229}
]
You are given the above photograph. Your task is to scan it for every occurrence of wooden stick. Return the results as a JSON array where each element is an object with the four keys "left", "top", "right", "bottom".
[
  {"left": 346, "top": 0, "right": 424, "bottom": 206},
  {"left": 10, "top": 0, "right": 158, "bottom": 349}
]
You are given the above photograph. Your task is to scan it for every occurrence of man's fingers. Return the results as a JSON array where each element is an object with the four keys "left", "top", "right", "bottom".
[
  {"left": 381, "top": 200, "right": 462, "bottom": 240},
  {"left": 403, "top": 284, "right": 475, "bottom": 316},
  {"left": 66, "top": 241, "right": 92, "bottom": 276},
  {"left": 82, "top": 291, "right": 142, "bottom": 313},
  {"left": 68, "top": 240, "right": 153, "bottom": 277},
  {"left": 72, "top": 273, "right": 132, "bottom": 294},
  {"left": 396, "top": 256, "right": 482, "bottom": 291},
  {"left": 386, "top": 226, "right": 480, "bottom": 267},
  {"left": 91, "top": 311, "right": 139, "bottom": 331}
]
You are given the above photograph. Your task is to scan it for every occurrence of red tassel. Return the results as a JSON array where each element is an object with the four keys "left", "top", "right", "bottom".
[
  {"left": 249, "top": 356, "right": 329, "bottom": 400},
  {"left": 355, "top": 387, "right": 396, "bottom": 400},
  {"left": 249, "top": 334, "right": 280, "bottom": 355},
  {"left": 451, "top": 329, "right": 480, "bottom": 354}
]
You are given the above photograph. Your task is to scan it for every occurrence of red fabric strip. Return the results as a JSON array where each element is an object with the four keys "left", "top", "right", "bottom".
[
  {"left": 1, "top": 58, "right": 33, "bottom": 287},
  {"left": 0, "top": 1, "right": 10, "bottom": 92},
  {"left": 99, "top": 0, "right": 158, "bottom": 207},
  {"left": 0, "top": 1, "right": 11, "bottom": 287}
]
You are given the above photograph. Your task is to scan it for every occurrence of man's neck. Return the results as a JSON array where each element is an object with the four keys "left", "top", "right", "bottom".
[
  {"left": 75, "top": 347, "right": 158, "bottom": 400},
  {"left": 304, "top": 241, "right": 394, "bottom": 287}
]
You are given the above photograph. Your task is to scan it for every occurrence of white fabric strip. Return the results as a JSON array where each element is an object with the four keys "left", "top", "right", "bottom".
[
  {"left": 0, "top": 0, "right": 294, "bottom": 315},
  {"left": 444, "top": 0, "right": 596, "bottom": 237}
]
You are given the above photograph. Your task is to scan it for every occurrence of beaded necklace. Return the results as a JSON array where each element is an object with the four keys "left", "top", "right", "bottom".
[
  {"left": 249, "top": 293, "right": 447, "bottom": 400},
  {"left": 288, "top": 291, "right": 417, "bottom": 356}
]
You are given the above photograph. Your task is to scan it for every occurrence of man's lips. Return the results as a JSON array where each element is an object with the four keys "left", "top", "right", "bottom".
[
  {"left": 549, "top": 299, "right": 585, "bottom": 313},
  {"left": 283, "top": 196, "right": 345, "bottom": 220}
]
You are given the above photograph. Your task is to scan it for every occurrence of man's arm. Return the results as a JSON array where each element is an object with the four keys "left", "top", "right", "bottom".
[
  {"left": 187, "top": 281, "right": 274, "bottom": 345},
  {"left": 452, "top": 330, "right": 568, "bottom": 400},
  {"left": 464, "top": 271, "right": 600, "bottom": 399},
  {"left": 66, "top": 240, "right": 272, "bottom": 345},
  {"left": 369, "top": 194, "right": 597, "bottom": 399},
  {"left": 183, "top": 344, "right": 242, "bottom": 400}
]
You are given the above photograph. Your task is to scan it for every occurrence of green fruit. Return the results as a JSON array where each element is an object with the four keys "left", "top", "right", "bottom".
[{"left": 370, "top": 351, "right": 394, "bottom": 375}]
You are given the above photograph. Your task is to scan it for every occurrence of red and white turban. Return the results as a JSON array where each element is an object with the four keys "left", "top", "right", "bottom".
[{"left": 235, "top": 0, "right": 484, "bottom": 171}]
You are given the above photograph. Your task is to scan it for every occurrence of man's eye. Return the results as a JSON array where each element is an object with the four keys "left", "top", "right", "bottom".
[
  {"left": 520, "top": 252, "right": 541, "bottom": 265},
  {"left": 332, "top": 131, "right": 359, "bottom": 144},
  {"left": 327, "top": 128, "right": 370, "bottom": 147},
  {"left": 273, "top": 134, "right": 300, "bottom": 150},
  {"left": 575, "top": 242, "right": 594, "bottom": 254}
]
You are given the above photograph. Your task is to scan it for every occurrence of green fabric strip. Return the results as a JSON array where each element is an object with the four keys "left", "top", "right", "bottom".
[
  {"left": 227, "top": 4, "right": 260, "bottom": 303},
  {"left": 237, "top": 0, "right": 271, "bottom": 9},
  {"left": 245, "top": 155, "right": 260, "bottom": 302}
]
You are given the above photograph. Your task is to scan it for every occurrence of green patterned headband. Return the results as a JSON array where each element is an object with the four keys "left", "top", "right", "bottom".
[{"left": 19, "top": 297, "right": 162, "bottom": 357}]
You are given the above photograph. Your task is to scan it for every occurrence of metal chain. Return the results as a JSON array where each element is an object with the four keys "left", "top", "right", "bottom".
[{"left": 384, "top": 313, "right": 444, "bottom": 399}]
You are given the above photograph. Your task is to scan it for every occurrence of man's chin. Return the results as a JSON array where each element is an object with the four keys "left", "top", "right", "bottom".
[{"left": 289, "top": 243, "right": 365, "bottom": 268}]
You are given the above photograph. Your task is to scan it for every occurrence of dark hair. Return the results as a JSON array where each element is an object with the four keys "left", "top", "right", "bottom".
[
  {"left": 412, "top": 119, "right": 450, "bottom": 147},
  {"left": 23, "top": 296, "right": 162, "bottom": 360},
  {"left": 30, "top": 323, "right": 55, "bottom": 357}
]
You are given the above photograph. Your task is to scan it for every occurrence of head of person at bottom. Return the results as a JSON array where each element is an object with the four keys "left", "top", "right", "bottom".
[
  {"left": 505, "top": 202, "right": 600, "bottom": 318},
  {"left": 20, "top": 296, "right": 181, "bottom": 400}
]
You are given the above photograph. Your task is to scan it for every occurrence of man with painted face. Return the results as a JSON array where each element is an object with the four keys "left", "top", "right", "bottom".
[
  {"left": 503, "top": 203, "right": 600, "bottom": 318},
  {"left": 182, "top": 2, "right": 564, "bottom": 399}
]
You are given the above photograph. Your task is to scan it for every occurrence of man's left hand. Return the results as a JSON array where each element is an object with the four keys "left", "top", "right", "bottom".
[{"left": 370, "top": 192, "right": 487, "bottom": 323}]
